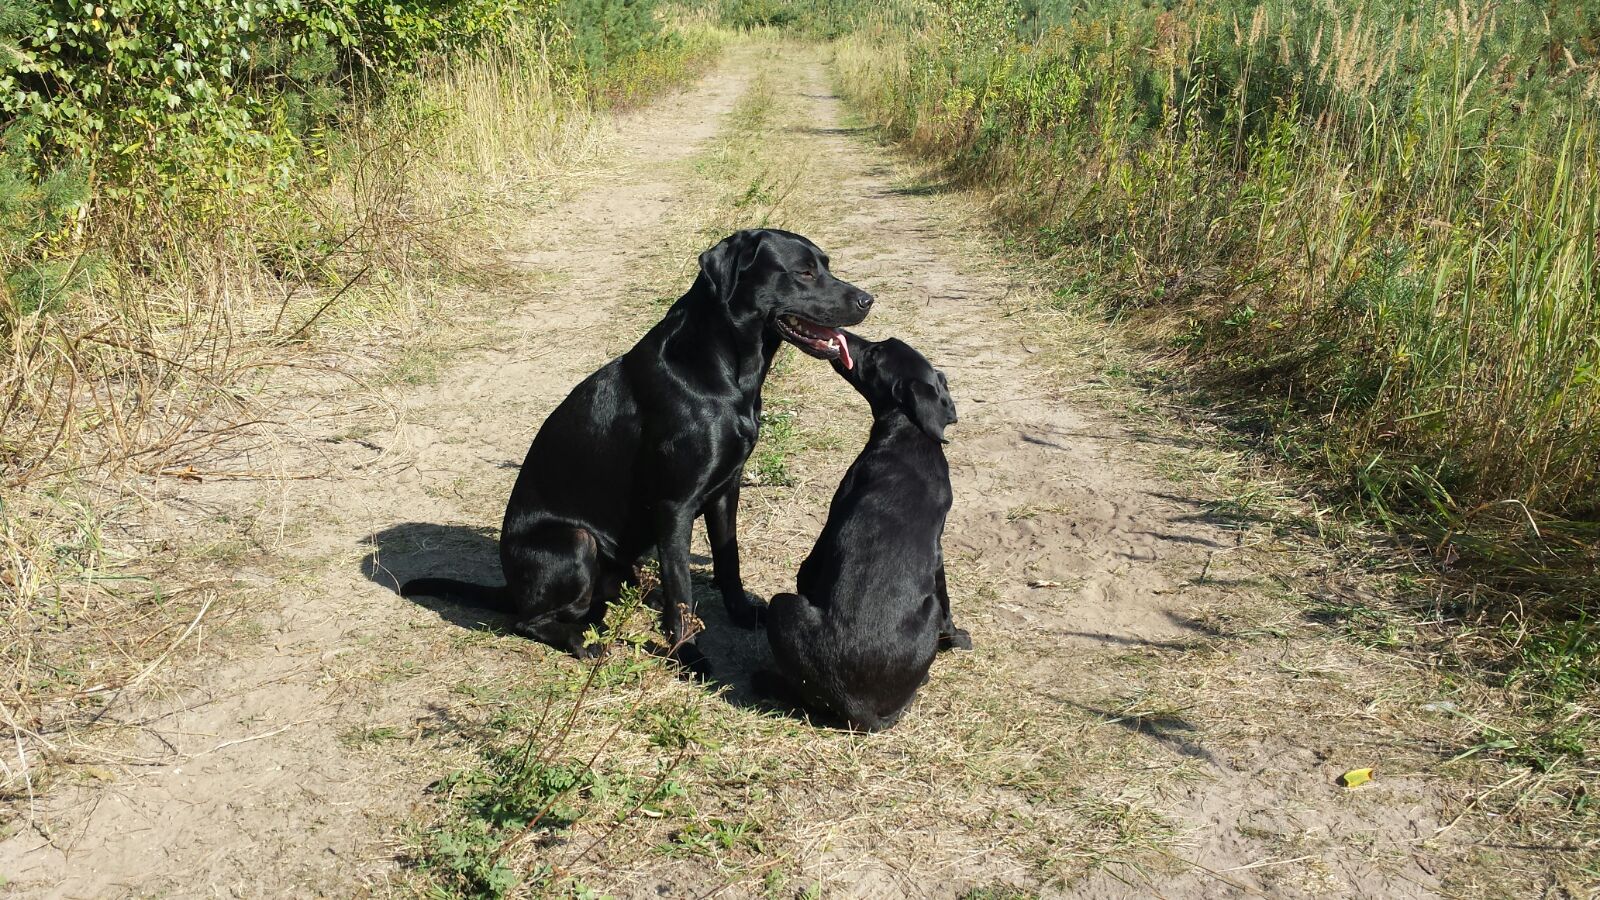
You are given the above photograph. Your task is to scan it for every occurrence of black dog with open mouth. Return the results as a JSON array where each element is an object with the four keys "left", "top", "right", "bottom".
[
  {"left": 403, "top": 229, "right": 872, "bottom": 671},
  {"left": 762, "top": 331, "right": 971, "bottom": 731}
]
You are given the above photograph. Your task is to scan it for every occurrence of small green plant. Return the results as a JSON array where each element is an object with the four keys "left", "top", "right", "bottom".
[
  {"left": 1507, "top": 618, "right": 1600, "bottom": 705},
  {"left": 666, "top": 816, "right": 764, "bottom": 857},
  {"left": 417, "top": 693, "right": 693, "bottom": 897},
  {"left": 750, "top": 408, "right": 799, "bottom": 486},
  {"left": 960, "top": 888, "right": 1037, "bottom": 900},
  {"left": 761, "top": 868, "right": 789, "bottom": 898},
  {"left": 411, "top": 582, "right": 697, "bottom": 897}
]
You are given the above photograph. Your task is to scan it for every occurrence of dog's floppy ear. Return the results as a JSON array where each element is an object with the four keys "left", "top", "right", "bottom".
[
  {"left": 698, "top": 230, "right": 762, "bottom": 301},
  {"left": 895, "top": 376, "right": 958, "bottom": 444}
]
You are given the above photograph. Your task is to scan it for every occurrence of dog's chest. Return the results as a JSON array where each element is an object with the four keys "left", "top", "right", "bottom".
[
  {"left": 735, "top": 408, "right": 760, "bottom": 446},
  {"left": 682, "top": 407, "right": 759, "bottom": 474},
  {"left": 709, "top": 414, "right": 758, "bottom": 479}
]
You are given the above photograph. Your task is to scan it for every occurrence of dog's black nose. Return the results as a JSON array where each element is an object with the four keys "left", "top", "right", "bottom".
[{"left": 854, "top": 290, "right": 874, "bottom": 310}]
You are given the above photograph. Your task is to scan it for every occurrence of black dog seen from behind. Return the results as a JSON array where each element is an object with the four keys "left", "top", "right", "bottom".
[{"left": 762, "top": 331, "right": 971, "bottom": 731}]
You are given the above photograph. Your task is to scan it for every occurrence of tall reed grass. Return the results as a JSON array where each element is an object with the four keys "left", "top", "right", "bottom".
[{"left": 835, "top": 0, "right": 1600, "bottom": 629}]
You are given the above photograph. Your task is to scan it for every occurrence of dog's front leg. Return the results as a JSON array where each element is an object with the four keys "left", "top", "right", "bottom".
[
  {"left": 935, "top": 553, "right": 973, "bottom": 651},
  {"left": 704, "top": 480, "right": 763, "bottom": 628},
  {"left": 655, "top": 506, "right": 710, "bottom": 673}
]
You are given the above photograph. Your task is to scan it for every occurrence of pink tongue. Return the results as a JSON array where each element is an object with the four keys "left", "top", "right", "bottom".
[{"left": 836, "top": 332, "right": 853, "bottom": 370}]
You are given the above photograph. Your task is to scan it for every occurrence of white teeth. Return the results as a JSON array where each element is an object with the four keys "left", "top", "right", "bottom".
[{"left": 777, "top": 316, "right": 843, "bottom": 357}]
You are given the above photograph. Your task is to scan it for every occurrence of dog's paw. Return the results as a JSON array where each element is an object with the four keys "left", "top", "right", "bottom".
[
  {"left": 572, "top": 640, "right": 609, "bottom": 661},
  {"left": 749, "top": 669, "right": 810, "bottom": 716},
  {"left": 642, "top": 640, "right": 712, "bottom": 678},
  {"left": 723, "top": 591, "right": 767, "bottom": 629},
  {"left": 672, "top": 643, "right": 713, "bottom": 679},
  {"left": 750, "top": 668, "right": 786, "bottom": 698},
  {"left": 939, "top": 628, "right": 973, "bottom": 652}
]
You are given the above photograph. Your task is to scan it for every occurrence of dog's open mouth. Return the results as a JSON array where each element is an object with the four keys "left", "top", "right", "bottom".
[{"left": 775, "top": 315, "right": 853, "bottom": 369}]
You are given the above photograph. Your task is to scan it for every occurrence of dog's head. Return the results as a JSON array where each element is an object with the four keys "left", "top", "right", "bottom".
[
  {"left": 698, "top": 229, "right": 873, "bottom": 367},
  {"left": 832, "top": 332, "right": 957, "bottom": 443}
]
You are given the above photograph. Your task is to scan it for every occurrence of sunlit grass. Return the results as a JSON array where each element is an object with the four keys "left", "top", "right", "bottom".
[{"left": 833, "top": 0, "right": 1599, "bottom": 624}]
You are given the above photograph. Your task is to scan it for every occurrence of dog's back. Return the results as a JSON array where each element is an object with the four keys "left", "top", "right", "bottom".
[{"left": 765, "top": 333, "right": 963, "bottom": 731}]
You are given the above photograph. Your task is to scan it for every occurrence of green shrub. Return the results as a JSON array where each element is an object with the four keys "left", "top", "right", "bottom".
[
  {"left": 0, "top": 0, "right": 554, "bottom": 316},
  {"left": 716, "top": 0, "right": 869, "bottom": 38},
  {"left": 719, "top": 0, "right": 799, "bottom": 30},
  {"left": 0, "top": 126, "right": 87, "bottom": 323},
  {"left": 559, "top": 0, "right": 674, "bottom": 72},
  {"left": 1, "top": 0, "right": 540, "bottom": 193}
]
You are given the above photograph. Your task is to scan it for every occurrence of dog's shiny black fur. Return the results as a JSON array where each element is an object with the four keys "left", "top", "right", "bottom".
[
  {"left": 402, "top": 229, "right": 872, "bottom": 670},
  {"left": 762, "top": 332, "right": 971, "bottom": 730}
]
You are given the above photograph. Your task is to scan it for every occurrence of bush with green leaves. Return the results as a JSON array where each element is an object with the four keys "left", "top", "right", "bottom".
[
  {"left": 0, "top": 0, "right": 544, "bottom": 325},
  {"left": 716, "top": 0, "right": 872, "bottom": 38},
  {"left": 2, "top": 0, "right": 541, "bottom": 199},
  {"left": 558, "top": 0, "right": 673, "bottom": 73},
  {"left": 0, "top": 0, "right": 717, "bottom": 330}
]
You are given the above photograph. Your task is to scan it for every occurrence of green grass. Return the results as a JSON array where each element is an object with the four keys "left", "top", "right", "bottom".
[{"left": 750, "top": 407, "right": 800, "bottom": 486}]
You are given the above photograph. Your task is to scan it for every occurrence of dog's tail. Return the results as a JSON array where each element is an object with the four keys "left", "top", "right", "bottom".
[{"left": 400, "top": 577, "right": 512, "bottom": 611}]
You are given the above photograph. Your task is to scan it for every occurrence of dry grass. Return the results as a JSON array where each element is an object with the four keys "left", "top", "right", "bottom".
[
  {"left": 0, "top": 23, "right": 723, "bottom": 811},
  {"left": 905, "top": 150, "right": 1600, "bottom": 892},
  {"left": 411, "top": 30, "right": 598, "bottom": 202}
]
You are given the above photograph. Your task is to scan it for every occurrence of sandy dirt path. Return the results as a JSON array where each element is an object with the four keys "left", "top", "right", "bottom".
[{"left": 1, "top": 43, "right": 1491, "bottom": 898}]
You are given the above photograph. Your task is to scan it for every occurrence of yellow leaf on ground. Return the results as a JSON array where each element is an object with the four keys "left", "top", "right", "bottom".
[{"left": 1338, "top": 767, "right": 1374, "bottom": 788}]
